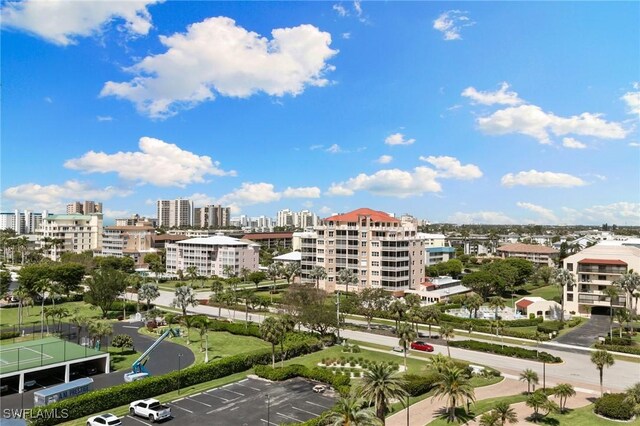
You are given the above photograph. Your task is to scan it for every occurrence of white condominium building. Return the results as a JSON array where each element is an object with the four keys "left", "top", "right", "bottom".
[
  {"left": 301, "top": 208, "right": 425, "bottom": 293},
  {"left": 157, "top": 199, "right": 194, "bottom": 228},
  {"left": 165, "top": 234, "right": 260, "bottom": 277},
  {"left": 38, "top": 213, "right": 103, "bottom": 260},
  {"left": 0, "top": 210, "right": 43, "bottom": 235},
  {"left": 563, "top": 241, "right": 640, "bottom": 316}
]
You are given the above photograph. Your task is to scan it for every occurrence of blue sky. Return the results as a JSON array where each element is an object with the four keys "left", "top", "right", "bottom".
[{"left": 1, "top": 1, "right": 639, "bottom": 225}]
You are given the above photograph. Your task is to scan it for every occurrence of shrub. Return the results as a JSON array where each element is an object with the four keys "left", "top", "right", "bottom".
[
  {"left": 594, "top": 393, "right": 634, "bottom": 420},
  {"left": 110, "top": 301, "right": 137, "bottom": 314},
  {"left": 0, "top": 331, "right": 20, "bottom": 340},
  {"left": 440, "top": 314, "right": 542, "bottom": 328},
  {"left": 254, "top": 364, "right": 350, "bottom": 391},
  {"left": 595, "top": 343, "right": 640, "bottom": 355},
  {"left": 537, "top": 321, "right": 564, "bottom": 334},
  {"left": 403, "top": 373, "right": 440, "bottom": 396},
  {"left": 567, "top": 317, "right": 582, "bottom": 328},
  {"left": 449, "top": 340, "right": 561, "bottom": 363},
  {"left": 603, "top": 337, "right": 634, "bottom": 346}
]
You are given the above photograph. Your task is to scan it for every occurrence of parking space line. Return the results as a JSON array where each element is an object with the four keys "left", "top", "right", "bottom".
[
  {"left": 260, "top": 419, "right": 277, "bottom": 425},
  {"left": 230, "top": 407, "right": 239, "bottom": 411},
  {"left": 204, "top": 392, "right": 230, "bottom": 401},
  {"left": 234, "top": 382, "right": 261, "bottom": 391},
  {"left": 219, "top": 388, "right": 244, "bottom": 396},
  {"left": 306, "top": 400, "right": 331, "bottom": 409},
  {"left": 173, "top": 397, "right": 185, "bottom": 402},
  {"left": 168, "top": 403, "right": 194, "bottom": 414},
  {"left": 277, "top": 412, "right": 303, "bottom": 422},
  {"left": 186, "top": 397, "right": 212, "bottom": 407},
  {"left": 292, "top": 406, "right": 322, "bottom": 416},
  {"left": 126, "top": 416, "right": 153, "bottom": 426}
]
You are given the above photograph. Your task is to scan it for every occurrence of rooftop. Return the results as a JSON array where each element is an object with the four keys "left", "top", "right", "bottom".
[
  {"left": 497, "top": 243, "right": 559, "bottom": 254},
  {"left": 578, "top": 258, "right": 627, "bottom": 266},
  {"left": 242, "top": 232, "right": 294, "bottom": 239},
  {"left": 273, "top": 251, "right": 302, "bottom": 262},
  {"left": 324, "top": 208, "right": 400, "bottom": 223},
  {"left": 175, "top": 234, "right": 259, "bottom": 246}
]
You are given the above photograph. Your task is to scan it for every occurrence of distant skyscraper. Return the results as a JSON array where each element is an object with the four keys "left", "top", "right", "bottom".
[
  {"left": 66, "top": 200, "right": 102, "bottom": 214},
  {"left": 157, "top": 199, "right": 194, "bottom": 228}
]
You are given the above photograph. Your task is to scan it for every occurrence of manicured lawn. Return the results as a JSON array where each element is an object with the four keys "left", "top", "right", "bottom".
[
  {"left": 139, "top": 327, "right": 270, "bottom": 365},
  {"left": 108, "top": 348, "right": 141, "bottom": 371},
  {"left": 427, "top": 394, "right": 528, "bottom": 425},
  {"left": 0, "top": 301, "right": 103, "bottom": 328},
  {"left": 545, "top": 403, "right": 640, "bottom": 425},
  {"left": 504, "top": 285, "right": 560, "bottom": 308}
]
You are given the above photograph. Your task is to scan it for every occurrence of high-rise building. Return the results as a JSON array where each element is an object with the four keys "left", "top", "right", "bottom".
[
  {"left": 98, "top": 225, "right": 156, "bottom": 266},
  {"left": 276, "top": 209, "right": 318, "bottom": 229},
  {"left": 38, "top": 213, "right": 103, "bottom": 261},
  {"left": 66, "top": 201, "right": 102, "bottom": 215},
  {"left": 301, "top": 208, "right": 425, "bottom": 293},
  {"left": 66, "top": 202, "right": 83, "bottom": 214},
  {"left": 156, "top": 199, "right": 193, "bottom": 228},
  {"left": 276, "top": 209, "right": 294, "bottom": 228},
  {"left": 0, "top": 210, "right": 43, "bottom": 234},
  {"left": 201, "top": 205, "right": 231, "bottom": 228},
  {"left": 115, "top": 214, "right": 157, "bottom": 228}
]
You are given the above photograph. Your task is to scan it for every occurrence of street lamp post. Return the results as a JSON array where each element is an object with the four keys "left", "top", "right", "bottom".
[
  {"left": 542, "top": 360, "right": 546, "bottom": 390},
  {"left": 336, "top": 291, "right": 341, "bottom": 344},
  {"left": 266, "top": 394, "right": 270, "bottom": 425},
  {"left": 204, "top": 333, "right": 209, "bottom": 363},
  {"left": 178, "top": 353, "right": 183, "bottom": 395}
]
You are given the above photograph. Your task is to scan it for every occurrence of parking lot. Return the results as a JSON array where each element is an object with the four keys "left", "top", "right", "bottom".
[{"left": 121, "top": 377, "right": 336, "bottom": 426}]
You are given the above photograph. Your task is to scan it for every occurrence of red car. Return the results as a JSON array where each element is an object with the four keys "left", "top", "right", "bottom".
[{"left": 410, "top": 341, "right": 434, "bottom": 352}]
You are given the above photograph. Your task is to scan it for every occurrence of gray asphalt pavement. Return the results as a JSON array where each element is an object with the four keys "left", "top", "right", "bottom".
[{"left": 555, "top": 313, "right": 611, "bottom": 347}]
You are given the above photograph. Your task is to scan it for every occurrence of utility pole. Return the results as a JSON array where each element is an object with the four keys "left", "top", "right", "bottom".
[{"left": 336, "top": 291, "right": 341, "bottom": 343}]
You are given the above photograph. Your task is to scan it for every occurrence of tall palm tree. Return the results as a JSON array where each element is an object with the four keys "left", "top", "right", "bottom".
[
  {"left": 222, "top": 264, "right": 236, "bottom": 279},
  {"left": 488, "top": 296, "right": 505, "bottom": 320},
  {"left": 239, "top": 267, "right": 251, "bottom": 284},
  {"left": 139, "top": 283, "right": 160, "bottom": 312},
  {"left": 617, "top": 271, "right": 640, "bottom": 321},
  {"left": 126, "top": 274, "right": 144, "bottom": 312},
  {"left": 519, "top": 369, "right": 539, "bottom": 394},
  {"left": 623, "top": 382, "right": 640, "bottom": 416},
  {"left": 171, "top": 285, "right": 199, "bottom": 317},
  {"left": 179, "top": 315, "right": 197, "bottom": 345},
  {"left": 325, "top": 394, "right": 382, "bottom": 426},
  {"left": 338, "top": 268, "right": 358, "bottom": 294},
  {"left": 440, "top": 324, "right": 454, "bottom": 357},
  {"left": 492, "top": 401, "right": 518, "bottom": 425},
  {"left": 36, "top": 277, "right": 51, "bottom": 337},
  {"left": 387, "top": 299, "right": 405, "bottom": 331},
  {"left": 553, "top": 383, "right": 576, "bottom": 413},
  {"left": 266, "top": 262, "right": 282, "bottom": 303},
  {"left": 420, "top": 305, "right": 440, "bottom": 338},
  {"left": 428, "top": 354, "right": 453, "bottom": 374},
  {"left": 283, "top": 262, "right": 301, "bottom": 285},
  {"left": 69, "top": 311, "right": 90, "bottom": 344},
  {"left": 396, "top": 322, "right": 416, "bottom": 370},
  {"left": 309, "top": 265, "right": 327, "bottom": 289},
  {"left": 552, "top": 268, "right": 575, "bottom": 323},
  {"left": 185, "top": 266, "right": 199, "bottom": 286},
  {"left": 407, "top": 306, "right": 422, "bottom": 333},
  {"left": 591, "top": 349, "right": 615, "bottom": 396},
  {"left": 89, "top": 321, "right": 113, "bottom": 350},
  {"left": 360, "top": 363, "right": 408, "bottom": 424},
  {"left": 432, "top": 366, "right": 475, "bottom": 423},
  {"left": 464, "top": 294, "right": 483, "bottom": 318},
  {"left": 604, "top": 285, "right": 621, "bottom": 338},
  {"left": 260, "top": 316, "right": 282, "bottom": 368},
  {"left": 614, "top": 308, "right": 630, "bottom": 338}
]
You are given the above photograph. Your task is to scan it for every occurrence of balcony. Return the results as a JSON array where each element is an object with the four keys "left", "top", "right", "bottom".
[{"left": 578, "top": 293, "right": 626, "bottom": 307}]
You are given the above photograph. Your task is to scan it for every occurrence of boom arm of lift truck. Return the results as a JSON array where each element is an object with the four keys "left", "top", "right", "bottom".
[{"left": 130, "top": 328, "right": 180, "bottom": 375}]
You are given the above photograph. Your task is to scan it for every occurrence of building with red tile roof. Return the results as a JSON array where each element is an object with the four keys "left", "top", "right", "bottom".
[{"left": 496, "top": 243, "right": 559, "bottom": 267}]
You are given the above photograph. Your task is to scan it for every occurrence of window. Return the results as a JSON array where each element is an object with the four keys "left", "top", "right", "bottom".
[
  {"left": 372, "top": 271, "right": 379, "bottom": 276},
  {"left": 567, "top": 294, "right": 574, "bottom": 301},
  {"left": 372, "top": 252, "right": 380, "bottom": 257},
  {"left": 371, "top": 261, "right": 379, "bottom": 267},
  {"left": 372, "top": 242, "right": 380, "bottom": 247},
  {"left": 360, "top": 280, "right": 366, "bottom": 286},
  {"left": 566, "top": 263, "right": 573, "bottom": 271},
  {"left": 361, "top": 241, "right": 367, "bottom": 247},
  {"left": 361, "top": 270, "right": 366, "bottom": 276},
  {"left": 328, "top": 231, "right": 334, "bottom": 237},
  {"left": 361, "top": 232, "right": 367, "bottom": 238}
]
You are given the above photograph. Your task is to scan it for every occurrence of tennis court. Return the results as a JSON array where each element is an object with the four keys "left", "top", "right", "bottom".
[{"left": 0, "top": 337, "right": 103, "bottom": 374}]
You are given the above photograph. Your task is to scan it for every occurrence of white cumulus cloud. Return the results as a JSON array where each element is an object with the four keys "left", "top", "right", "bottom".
[
  {"left": 501, "top": 170, "right": 586, "bottom": 188},
  {"left": 621, "top": 84, "right": 640, "bottom": 116},
  {"left": 218, "top": 182, "right": 321, "bottom": 207},
  {"left": 448, "top": 211, "right": 516, "bottom": 225},
  {"left": 516, "top": 202, "right": 558, "bottom": 223},
  {"left": 2, "top": 180, "right": 133, "bottom": 212},
  {"left": 376, "top": 155, "right": 393, "bottom": 164},
  {"left": 332, "top": 4, "right": 348, "bottom": 17},
  {"left": 282, "top": 186, "right": 321, "bottom": 198},
  {"left": 327, "top": 167, "right": 441, "bottom": 198},
  {"left": 385, "top": 133, "right": 415, "bottom": 146},
  {"left": 461, "top": 82, "right": 523, "bottom": 106},
  {"left": 64, "top": 136, "right": 235, "bottom": 187},
  {"left": 562, "top": 137, "right": 587, "bottom": 149},
  {"left": 477, "top": 104, "right": 627, "bottom": 145},
  {"left": 326, "top": 144, "right": 343, "bottom": 154},
  {"left": 419, "top": 156, "right": 483, "bottom": 180},
  {"left": 100, "top": 17, "right": 338, "bottom": 119},
  {"left": 561, "top": 202, "right": 640, "bottom": 225},
  {"left": 433, "top": 10, "right": 474, "bottom": 41},
  {"left": 1, "top": 0, "right": 161, "bottom": 46}
]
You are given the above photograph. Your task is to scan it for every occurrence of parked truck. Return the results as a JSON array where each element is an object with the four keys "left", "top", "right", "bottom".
[
  {"left": 129, "top": 398, "right": 171, "bottom": 422},
  {"left": 33, "top": 378, "right": 93, "bottom": 406}
]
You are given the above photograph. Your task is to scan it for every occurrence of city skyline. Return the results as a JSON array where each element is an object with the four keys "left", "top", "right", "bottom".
[{"left": 2, "top": 2, "right": 639, "bottom": 225}]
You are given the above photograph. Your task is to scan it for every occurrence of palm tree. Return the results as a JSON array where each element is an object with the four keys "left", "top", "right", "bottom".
[
  {"left": 36, "top": 277, "right": 52, "bottom": 337},
  {"left": 338, "top": 269, "right": 358, "bottom": 294},
  {"left": 440, "top": 324, "right": 454, "bottom": 357},
  {"left": 283, "top": 262, "right": 301, "bottom": 285},
  {"left": 126, "top": 274, "right": 144, "bottom": 312},
  {"left": 309, "top": 266, "right": 327, "bottom": 289},
  {"left": 222, "top": 264, "right": 236, "bottom": 279},
  {"left": 553, "top": 383, "right": 576, "bottom": 413},
  {"left": 69, "top": 311, "right": 90, "bottom": 344},
  {"left": 89, "top": 321, "right": 113, "bottom": 350},
  {"left": 239, "top": 267, "right": 251, "bottom": 284},
  {"left": 420, "top": 305, "right": 440, "bottom": 338},
  {"left": 492, "top": 401, "right": 518, "bottom": 425},
  {"left": 396, "top": 322, "right": 416, "bottom": 370},
  {"left": 479, "top": 410, "right": 501, "bottom": 426},
  {"left": 171, "top": 285, "right": 199, "bottom": 317},
  {"left": 623, "top": 382, "right": 640, "bottom": 416},
  {"left": 552, "top": 268, "right": 575, "bottom": 323},
  {"left": 604, "top": 285, "right": 621, "bottom": 338},
  {"left": 488, "top": 296, "right": 505, "bottom": 320},
  {"left": 617, "top": 271, "right": 640, "bottom": 321},
  {"left": 407, "top": 306, "right": 422, "bottom": 333},
  {"left": 266, "top": 262, "right": 282, "bottom": 303},
  {"left": 591, "top": 349, "right": 615, "bottom": 396},
  {"left": 139, "top": 283, "right": 160, "bottom": 312},
  {"left": 432, "top": 366, "right": 475, "bottom": 423},
  {"left": 260, "top": 316, "right": 282, "bottom": 368},
  {"left": 614, "top": 308, "right": 630, "bottom": 338},
  {"left": 325, "top": 394, "right": 382, "bottom": 426},
  {"left": 193, "top": 316, "right": 209, "bottom": 352},
  {"left": 387, "top": 299, "right": 405, "bottom": 331},
  {"left": 14, "top": 285, "right": 29, "bottom": 331},
  {"left": 185, "top": 266, "right": 198, "bottom": 286},
  {"left": 464, "top": 294, "right": 483, "bottom": 318},
  {"left": 210, "top": 279, "right": 224, "bottom": 298},
  {"left": 428, "top": 354, "right": 453, "bottom": 374},
  {"left": 519, "top": 369, "right": 539, "bottom": 394},
  {"left": 526, "top": 390, "right": 558, "bottom": 421},
  {"left": 179, "top": 315, "right": 197, "bottom": 345},
  {"left": 360, "top": 363, "right": 408, "bottom": 424}
]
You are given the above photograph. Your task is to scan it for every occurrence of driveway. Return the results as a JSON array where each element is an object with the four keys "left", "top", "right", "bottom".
[{"left": 554, "top": 314, "right": 610, "bottom": 347}]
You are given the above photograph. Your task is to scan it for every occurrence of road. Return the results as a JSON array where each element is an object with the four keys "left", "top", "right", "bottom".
[{"left": 153, "top": 290, "right": 640, "bottom": 393}]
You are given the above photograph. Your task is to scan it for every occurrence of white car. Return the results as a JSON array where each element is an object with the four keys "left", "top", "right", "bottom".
[
  {"left": 312, "top": 385, "right": 326, "bottom": 393},
  {"left": 87, "top": 413, "right": 121, "bottom": 426},
  {"left": 129, "top": 398, "right": 172, "bottom": 422}
]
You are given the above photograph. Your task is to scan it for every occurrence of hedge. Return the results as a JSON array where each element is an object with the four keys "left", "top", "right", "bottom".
[
  {"left": 403, "top": 373, "right": 440, "bottom": 396},
  {"left": 449, "top": 340, "right": 562, "bottom": 363},
  {"left": 603, "top": 337, "right": 634, "bottom": 346},
  {"left": 0, "top": 331, "right": 20, "bottom": 340},
  {"left": 439, "top": 314, "right": 543, "bottom": 328},
  {"left": 537, "top": 321, "right": 564, "bottom": 334},
  {"left": 594, "top": 393, "right": 634, "bottom": 420},
  {"left": 30, "top": 338, "right": 323, "bottom": 426},
  {"left": 254, "top": 364, "right": 350, "bottom": 395},
  {"left": 595, "top": 343, "right": 640, "bottom": 355},
  {"left": 439, "top": 322, "right": 551, "bottom": 341}
]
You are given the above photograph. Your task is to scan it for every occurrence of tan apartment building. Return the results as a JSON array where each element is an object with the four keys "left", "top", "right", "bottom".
[
  {"left": 98, "top": 225, "right": 156, "bottom": 267},
  {"left": 38, "top": 214, "right": 103, "bottom": 261},
  {"left": 496, "top": 243, "right": 559, "bottom": 267},
  {"left": 563, "top": 242, "right": 640, "bottom": 316},
  {"left": 301, "top": 208, "right": 425, "bottom": 293}
]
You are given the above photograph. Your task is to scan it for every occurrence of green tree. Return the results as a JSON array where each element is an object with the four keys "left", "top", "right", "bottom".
[
  {"left": 493, "top": 401, "right": 518, "bottom": 425},
  {"left": 387, "top": 299, "right": 406, "bottom": 331},
  {"left": 420, "top": 305, "right": 440, "bottom": 338},
  {"left": 112, "top": 334, "right": 134, "bottom": 352},
  {"left": 488, "top": 296, "right": 505, "bottom": 320},
  {"left": 0, "top": 269, "right": 10, "bottom": 297},
  {"left": 283, "top": 262, "right": 301, "bottom": 285},
  {"left": 69, "top": 311, "right": 91, "bottom": 344},
  {"left": 479, "top": 410, "right": 501, "bottom": 426},
  {"left": 427, "top": 354, "right": 454, "bottom": 374},
  {"left": 325, "top": 394, "right": 381, "bottom": 426},
  {"left": 526, "top": 390, "right": 558, "bottom": 421},
  {"left": 553, "top": 383, "right": 576, "bottom": 413},
  {"left": 464, "top": 294, "right": 484, "bottom": 318},
  {"left": 623, "top": 382, "right": 640, "bottom": 416},
  {"left": 440, "top": 324, "right": 455, "bottom": 357},
  {"left": 359, "top": 288, "right": 390, "bottom": 329},
  {"left": 95, "top": 256, "right": 135, "bottom": 273},
  {"left": 89, "top": 321, "right": 113, "bottom": 350},
  {"left": 432, "top": 366, "right": 475, "bottom": 423},
  {"left": 172, "top": 285, "right": 199, "bottom": 317},
  {"left": 338, "top": 268, "right": 358, "bottom": 294},
  {"left": 519, "top": 369, "right": 539, "bottom": 394},
  {"left": 143, "top": 253, "right": 165, "bottom": 283},
  {"left": 139, "top": 283, "right": 160, "bottom": 311},
  {"left": 396, "top": 322, "right": 416, "bottom": 370},
  {"left": 552, "top": 268, "right": 575, "bottom": 323},
  {"left": 617, "top": 271, "right": 640, "bottom": 322},
  {"left": 604, "top": 285, "right": 621, "bottom": 337},
  {"left": 309, "top": 265, "right": 327, "bottom": 290},
  {"left": 535, "top": 266, "right": 554, "bottom": 286},
  {"left": 260, "top": 316, "right": 283, "bottom": 368},
  {"left": 85, "top": 268, "right": 128, "bottom": 318},
  {"left": 591, "top": 349, "right": 615, "bottom": 396},
  {"left": 185, "top": 266, "right": 199, "bottom": 285},
  {"left": 360, "top": 363, "right": 408, "bottom": 424},
  {"left": 248, "top": 271, "right": 266, "bottom": 289},
  {"left": 266, "top": 262, "right": 282, "bottom": 302},
  {"left": 614, "top": 308, "right": 630, "bottom": 338}
]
